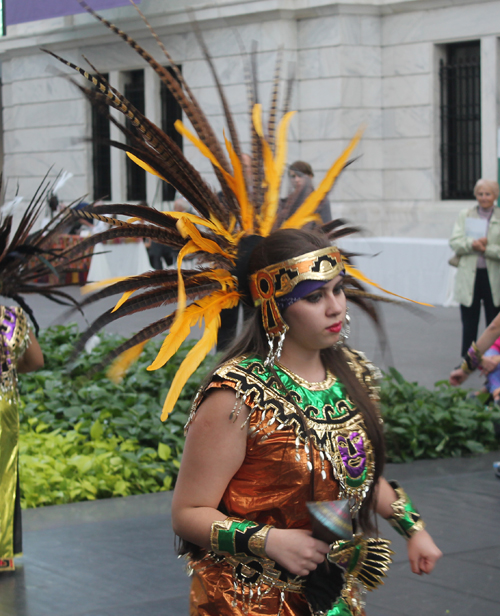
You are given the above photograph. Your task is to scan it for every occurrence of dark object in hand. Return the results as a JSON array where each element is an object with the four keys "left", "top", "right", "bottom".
[{"left": 305, "top": 560, "right": 345, "bottom": 614}]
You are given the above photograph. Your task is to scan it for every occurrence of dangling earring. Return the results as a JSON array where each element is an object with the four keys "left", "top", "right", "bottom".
[
  {"left": 264, "top": 334, "right": 275, "bottom": 367},
  {"left": 264, "top": 329, "right": 287, "bottom": 367},
  {"left": 334, "top": 308, "right": 350, "bottom": 348}
]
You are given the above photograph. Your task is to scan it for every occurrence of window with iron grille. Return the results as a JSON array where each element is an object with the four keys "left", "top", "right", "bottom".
[
  {"left": 91, "top": 73, "right": 111, "bottom": 201},
  {"left": 124, "top": 69, "right": 146, "bottom": 202},
  {"left": 161, "top": 66, "right": 183, "bottom": 202},
  {"left": 440, "top": 41, "right": 481, "bottom": 200}
]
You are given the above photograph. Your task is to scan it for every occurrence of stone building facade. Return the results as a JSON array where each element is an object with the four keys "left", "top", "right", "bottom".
[{"left": 0, "top": 0, "right": 498, "bottom": 238}]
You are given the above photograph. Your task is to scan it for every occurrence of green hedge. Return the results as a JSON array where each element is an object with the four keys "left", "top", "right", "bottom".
[
  {"left": 20, "top": 420, "right": 173, "bottom": 508},
  {"left": 16, "top": 326, "right": 500, "bottom": 508},
  {"left": 18, "top": 324, "right": 215, "bottom": 508},
  {"left": 380, "top": 367, "right": 500, "bottom": 462}
]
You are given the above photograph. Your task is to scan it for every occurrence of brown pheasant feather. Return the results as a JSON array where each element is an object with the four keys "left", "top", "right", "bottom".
[{"left": 267, "top": 49, "right": 283, "bottom": 154}]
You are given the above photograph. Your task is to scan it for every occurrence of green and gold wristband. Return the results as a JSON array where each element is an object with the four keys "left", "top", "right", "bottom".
[
  {"left": 210, "top": 517, "right": 273, "bottom": 559},
  {"left": 387, "top": 480, "right": 425, "bottom": 539}
]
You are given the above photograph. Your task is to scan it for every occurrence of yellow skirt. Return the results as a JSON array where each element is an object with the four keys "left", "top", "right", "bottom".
[{"left": 0, "top": 395, "right": 22, "bottom": 560}]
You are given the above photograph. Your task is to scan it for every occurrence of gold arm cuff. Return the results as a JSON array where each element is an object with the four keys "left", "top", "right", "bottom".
[{"left": 248, "top": 524, "right": 273, "bottom": 559}]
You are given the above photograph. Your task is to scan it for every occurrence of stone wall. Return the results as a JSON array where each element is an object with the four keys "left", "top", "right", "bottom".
[{"left": 0, "top": 0, "right": 498, "bottom": 238}]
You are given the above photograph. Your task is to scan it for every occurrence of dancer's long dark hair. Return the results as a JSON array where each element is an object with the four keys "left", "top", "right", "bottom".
[{"left": 213, "top": 228, "right": 386, "bottom": 534}]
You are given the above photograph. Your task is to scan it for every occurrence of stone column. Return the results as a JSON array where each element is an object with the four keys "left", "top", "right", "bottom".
[
  {"left": 480, "top": 36, "right": 499, "bottom": 181},
  {"left": 144, "top": 66, "right": 161, "bottom": 208},
  {"left": 109, "top": 70, "right": 125, "bottom": 202}
]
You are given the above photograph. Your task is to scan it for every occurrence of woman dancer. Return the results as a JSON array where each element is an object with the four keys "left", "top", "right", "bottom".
[
  {"left": 0, "top": 308, "right": 43, "bottom": 572},
  {"left": 172, "top": 228, "right": 442, "bottom": 616},
  {"left": 45, "top": 8, "right": 441, "bottom": 611},
  {"left": 0, "top": 180, "right": 90, "bottom": 573}
]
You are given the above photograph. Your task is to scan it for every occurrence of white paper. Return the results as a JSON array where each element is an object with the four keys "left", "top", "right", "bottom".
[{"left": 465, "top": 217, "right": 488, "bottom": 239}]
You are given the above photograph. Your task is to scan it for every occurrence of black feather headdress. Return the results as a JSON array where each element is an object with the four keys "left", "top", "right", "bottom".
[{"left": 0, "top": 174, "right": 90, "bottom": 334}]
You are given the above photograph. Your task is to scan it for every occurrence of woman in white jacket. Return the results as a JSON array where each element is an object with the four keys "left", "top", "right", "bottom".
[{"left": 450, "top": 179, "right": 500, "bottom": 357}]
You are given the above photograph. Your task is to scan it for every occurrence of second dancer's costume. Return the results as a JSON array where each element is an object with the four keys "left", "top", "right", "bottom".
[
  {"left": 0, "top": 307, "right": 30, "bottom": 568},
  {"left": 0, "top": 180, "right": 90, "bottom": 571}
]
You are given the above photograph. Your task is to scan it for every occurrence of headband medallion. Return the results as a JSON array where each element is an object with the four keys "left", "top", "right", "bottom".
[{"left": 249, "top": 246, "right": 344, "bottom": 336}]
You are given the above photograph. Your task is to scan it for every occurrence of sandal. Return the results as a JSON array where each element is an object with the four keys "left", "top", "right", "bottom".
[{"left": 0, "top": 559, "right": 15, "bottom": 572}]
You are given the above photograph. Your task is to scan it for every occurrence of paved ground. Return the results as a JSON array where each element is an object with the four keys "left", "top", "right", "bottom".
[
  {"left": 0, "top": 289, "right": 498, "bottom": 615},
  {"left": 1, "top": 452, "right": 498, "bottom": 616}
]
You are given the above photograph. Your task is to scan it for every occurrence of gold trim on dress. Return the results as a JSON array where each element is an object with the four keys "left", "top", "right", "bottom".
[{"left": 276, "top": 362, "right": 336, "bottom": 391}]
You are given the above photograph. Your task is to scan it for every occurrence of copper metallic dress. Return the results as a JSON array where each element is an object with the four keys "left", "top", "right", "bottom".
[
  {"left": 0, "top": 307, "right": 30, "bottom": 561},
  {"left": 185, "top": 350, "right": 392, "bottom": 616}
]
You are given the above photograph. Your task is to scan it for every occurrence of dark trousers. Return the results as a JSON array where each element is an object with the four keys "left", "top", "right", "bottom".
[{"left": 460, "top": 268, "right": 500, "bottom": 356}]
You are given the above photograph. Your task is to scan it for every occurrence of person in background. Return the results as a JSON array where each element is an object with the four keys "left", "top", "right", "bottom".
[
  {"left": 0, "top": 308, "right": 44, "bottom": 573},
  {"left": 449, "top": 179, "right": 500, "bottom": 357},
  {"left": 284, "top": 161, "right": 331, "bottom": 224}
]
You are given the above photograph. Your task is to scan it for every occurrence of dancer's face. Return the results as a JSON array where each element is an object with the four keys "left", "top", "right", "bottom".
[{"left": 283, "top": 275, "right": 347, "bottom": 351}]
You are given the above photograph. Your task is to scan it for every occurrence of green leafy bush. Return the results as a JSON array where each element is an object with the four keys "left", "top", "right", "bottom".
[
  {"left": 19, "top": 418, "right": 174, "bottom": 508},
  {"left": 18, "top": 324, "right": 216, "bottom": 507},
  {"left": 17, "top": 326, "right": 500, "bottom": 507},
  {"left": 380, "top": 367, "right": 500, "bottom": 462}
]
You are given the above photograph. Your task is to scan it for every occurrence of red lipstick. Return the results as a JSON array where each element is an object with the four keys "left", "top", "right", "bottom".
[{"left": 327, "top": 322, "right": 342, "bottom": 333}]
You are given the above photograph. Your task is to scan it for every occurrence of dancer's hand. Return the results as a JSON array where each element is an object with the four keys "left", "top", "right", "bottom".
[
  {"left": 449, "top": 368, "right": 467, "bottom": 385},
  {"left": 407, "top": 529, "right": 442, "bottom": 575},
  {"left": 265, "top": 528, "right": 329, "bottom": 577}
]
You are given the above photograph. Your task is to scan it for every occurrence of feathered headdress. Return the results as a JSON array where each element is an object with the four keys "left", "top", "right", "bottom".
[
  {"left": 47, "top": 1, "right": 424, "bottom": 420},
  {"left": 0, "top": 173, "right": 90, "bottom": 333}
]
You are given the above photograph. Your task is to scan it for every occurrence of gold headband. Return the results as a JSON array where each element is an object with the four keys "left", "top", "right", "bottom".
[{"left": 249, "top": 246, "right": 344, "bottom": 336}]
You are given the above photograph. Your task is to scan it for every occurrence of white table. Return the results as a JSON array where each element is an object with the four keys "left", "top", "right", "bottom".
[
  {"left": 87, "top": 241, "right": 151, "bottom": 282},
  {"left": 337, "top": 237, "right": 456, "bottom": 306}
]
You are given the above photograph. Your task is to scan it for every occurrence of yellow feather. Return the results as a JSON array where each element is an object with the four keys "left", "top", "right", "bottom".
[
  {"left": 275, "top": 112, "right": 297, "bottom": 176},
  {"left": 175, "top": 120, "right": 222, "bottom": 170},
  {"left": 200, "top": 268, "right": 237, "bottom": 290},
  {"left": 344, "top": 263, "right": 433, "bottom": 307},
  {"left": 175, "top": 120, "right": 254, "bottom": 234},
  {"left": 147, "top": 306, "right": 191, "bottom": 372},
  {"left": 223, "top": 131, "right": 253, "bottom": 232},
  {"left": 173, "top": 216, "right": 235, "bottom": 326},
  {"left": 112, "top": 289, "right": 135, "bottom": 313},
  {"left": 81, "top": 276, "right": 130, "bottom": 295},
  {"left": 160, "top": 318, "right": 219, "bottom": 421},
  {"left": 148, "top": 289, "right": 239, "bottom": 372},
  {"left": 159, "top": 291, "right": 239, "bottom": 421},
  {"left": 252, "top": 104, "right": 264, "bottom": 138},
  {"left": 282, "top": 128, "right": 363, "bottom": 230},
  {"left": 259, "top": 111, "right": 296, "bottom": 236},
  {"left": 167, "top": 210, "right": 235, "bottom": 244},
  {"left": 175, "top": 240, "right": 199, "bottom": 319},
  {"left": 126, "top": 152, "right": 168, "bottom": 182},
  {"left": 176, "top": 217, "right": 234, "bottom": 261},
  {"left": 107, "top": 340, "right": 149, "bottom": 384}
]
